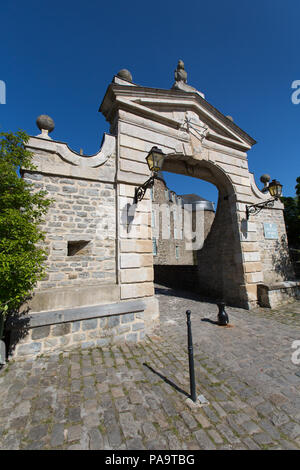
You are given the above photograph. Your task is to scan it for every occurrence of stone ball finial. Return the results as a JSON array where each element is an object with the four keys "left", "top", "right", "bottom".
[
  {"left": 260, "top": 174, "right": 271, "bottom": 184},
  {"left": 116, "top": 69, "right": 133, "bottom": 82},
  {"left": 226, "top": 115, "right": 234, "bottom": 122},
  {"left": 36, "top": 115, "right": 55, "bottom": 133}
]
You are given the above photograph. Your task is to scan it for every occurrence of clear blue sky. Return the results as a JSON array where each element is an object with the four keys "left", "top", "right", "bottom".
[{"left": 1, "top": 0, "right": 299, "bottom": 205}]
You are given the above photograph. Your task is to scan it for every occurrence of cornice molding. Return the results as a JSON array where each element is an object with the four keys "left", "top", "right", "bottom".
[{"left": 100, "top": 84, "right": 256, "bottom": 150}]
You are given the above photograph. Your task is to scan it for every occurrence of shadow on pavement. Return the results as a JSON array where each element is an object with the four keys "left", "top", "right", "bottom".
[
  {"left": 201, "top": 318, "right": 219, "bottom": 326},
  {"left": 155, "top": 284, "right": 220, "bottom": 306},
  {"left": 143, "top": 362, "right": 190, "bottom": 399}
]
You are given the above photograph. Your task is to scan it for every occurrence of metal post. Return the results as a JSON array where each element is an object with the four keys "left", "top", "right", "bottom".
[{"left": 186, "top": 310, "right": 196, "bottom": 402}]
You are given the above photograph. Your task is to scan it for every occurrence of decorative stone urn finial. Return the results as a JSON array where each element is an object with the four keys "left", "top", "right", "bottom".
[
  {"left": 36, "top": 115, "right": 55, "bottom": 140},
  {"left": 171, "top": 60, "right": 205, "bottom": 98},
  {"left": 116, "top": 69, "right": 133, "bottom": 83},
  {"left": 174, "top": 60, "right": 187, "bottom": 84}
]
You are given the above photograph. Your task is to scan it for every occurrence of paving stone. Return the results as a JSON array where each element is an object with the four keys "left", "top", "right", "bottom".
[
  {"left": 180, "top": 411, "right": 198, "bottom": 430},
  {"left": 119, "top": 412, "right": 141, "bottom": 440},
  {"left": 207, "top": 428, "right": 224, "bottom": 445},
  {"left": 67, "top": 424, "right": 82, "bottom": 442},
  {"left": 50, "top": 423, "right": 65, "bottom": 448},
  {"left": 216, "top": 423, "right": 241, "bottom": 445},
  {"left": 256, "top": 402, "right": 275, "bottom": 417},
  {"left": 211, "top": 402, "right": 227, "bottom": 419},
  {"left": 146, "top": 438, "right": 168, "bottom": 450},
  {"left": 27, "top": 424, "right": 49, "bottom": 442},
  {"left": 280, "top": 422, "right": 300, "bottom": 440},
  {"left": 279, "top": 439, "right": 300, "bottom": 450},
  {"left": 202, "top": 406, "right": 220, "bottom": 424},
  {"left": 106, "top": 426, "right": 123, "bottom": 448},
  {"left": 111, "top": 387, "right": 124, "bottom": 398},
  {"left": 260, "top": 419, "right": 282, "bottom": 440},
  {"left": 88, "top": 427, "right": 104, "bottom": 450},
  {"left": 194, "top": 429, "right": 217, "bottom": 450},
  {"left": 241, "top": 420, "right": 262, "bottom": 435},
  {"left": 114, "top": 397, "right": 132, "bottom": 413},
  {"left": 252, "top": 432, "right": 274, "bottom": 446},
  {"left": 126, "top": 438, "right": 146, "bottom": 450},
  {"left": 164, "top": 431, "right": 182, "bottom": 450},
  {"left": 194, "top": 411, "right": 211, "bottom": 429},
  {"left": 142, "top": 422, "right": 158, "bottom": 441},
  {"left": 68, "top": 407, "right": 81, "bottom": 422},
  {"left": 243, "top": 436, "right": 261, "bottom": 450}
]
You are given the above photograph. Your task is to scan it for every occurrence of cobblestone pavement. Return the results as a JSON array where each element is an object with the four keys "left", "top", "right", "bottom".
[{"left": 1, "top": 285, "right": 300, "bottom": 450}]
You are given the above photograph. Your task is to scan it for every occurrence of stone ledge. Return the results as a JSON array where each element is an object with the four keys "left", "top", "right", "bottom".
[
  {"left": 257, "top": 281, "right": 300, "bottom": 308},
  {"left": 263, "top": 281, "right": 300, "bottom": 290},
  {"left": 23, "top": 283, "right": 120, "bottom": 313},
  {"left": 6, "top": 299, "right": 146, "bottom": 330}
]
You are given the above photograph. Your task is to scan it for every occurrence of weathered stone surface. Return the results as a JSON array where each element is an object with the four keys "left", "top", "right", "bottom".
[
  {"left": 52, "top": 323, "right": 71, "bottom": 337},
  {"left": 82, "top": 319, "right": 98, "bottom": 331},
  {"left": 17, "top": 342, "right": 42, "bottom": 356}
]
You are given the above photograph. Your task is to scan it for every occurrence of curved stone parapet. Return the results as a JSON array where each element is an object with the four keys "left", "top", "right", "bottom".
[
  {"left": 27, "top": 133, "right": 116, "bottom": 168},
  {"left": 249, "top": 172, "right": 283, "bottom": 208}
]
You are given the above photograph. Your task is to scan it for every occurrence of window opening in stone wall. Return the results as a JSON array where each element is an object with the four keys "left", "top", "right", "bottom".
[
  {"left": 152, "top": 238, "right": 157, "bottom": 256},
  {"left": 152, "top": 210, "right": 156, "bottom": 228},
  {"left": 67, "top": 240, "right": 91, "bottom": 256}
]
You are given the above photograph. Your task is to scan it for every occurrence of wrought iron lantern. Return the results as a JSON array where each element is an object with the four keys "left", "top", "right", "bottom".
[
  {"left": 246, "top": 179, "right": 283, "bottom": 220},
  {"left": 134, "top": 146, "right": 165, "bottom": 203},
  {"left": 268, "top": 179, "right": 283, "bottom": 199}
]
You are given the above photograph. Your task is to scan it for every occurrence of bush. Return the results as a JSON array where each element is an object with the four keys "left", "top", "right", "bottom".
[{"left": 0, "top": 130, "right": 51, "bottom": 339}]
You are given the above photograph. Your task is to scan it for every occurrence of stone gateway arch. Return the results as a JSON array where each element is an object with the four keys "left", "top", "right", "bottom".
[{"left": 10, "top": 63, "right": 297, "bottom": 357}]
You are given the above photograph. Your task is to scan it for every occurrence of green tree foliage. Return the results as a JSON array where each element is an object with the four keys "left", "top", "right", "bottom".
[
  {"left": 281, "top": 176, "right": 300, "bottom": 247},
  {"left": 0, "top": 131, "right": 51, "bottom": 337}
]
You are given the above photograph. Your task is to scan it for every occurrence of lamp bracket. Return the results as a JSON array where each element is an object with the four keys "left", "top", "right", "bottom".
[
  {"left": 246, "top": 198, "right": 275, "bottom": 220},
  {"left": 134, "top": 175, "right": 156, "bottom": 204}
]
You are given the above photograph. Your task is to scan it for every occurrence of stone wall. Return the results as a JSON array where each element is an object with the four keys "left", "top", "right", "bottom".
[
  {"left": 196, "top": 193, "right": 246, "bottom": 305},
  {"left": 8, "top": 301, "right": 147, "bottom": 358},
  {"left": 23, "top": 172, "right": 116, "bottom": 291},
  {"left": 12, "top": 127, "right": 161, "bottom": 359},
  {"left": 21, "top": 133, "right": 121, "bottom": 314},
  {"left": 152, "top": 178, "right": 195, "bottom": 266},
  {"left": 254, "top": 208, "right": 295, "bottom": 284}
]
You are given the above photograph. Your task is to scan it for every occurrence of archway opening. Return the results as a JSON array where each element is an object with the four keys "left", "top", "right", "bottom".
[{"left": 151, "top": 158, "right": 246, "bottom": 307}]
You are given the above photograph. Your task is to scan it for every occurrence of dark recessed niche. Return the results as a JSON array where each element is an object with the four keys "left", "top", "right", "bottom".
[{"left": 67, "top": 240, "right": 90, "bottom": 256}]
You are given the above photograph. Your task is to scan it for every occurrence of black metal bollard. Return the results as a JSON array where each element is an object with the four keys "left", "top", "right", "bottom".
[
  {"left": 217, "top": 302, "right": 229, "bottom": 326},
  {"left": 186, "top": 310, "right": 197, "bottom": 402}
]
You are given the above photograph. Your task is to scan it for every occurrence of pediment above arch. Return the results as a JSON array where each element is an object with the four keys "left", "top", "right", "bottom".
[{"left": 100, "top": 84, "right": 256, "bottom": 152}]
